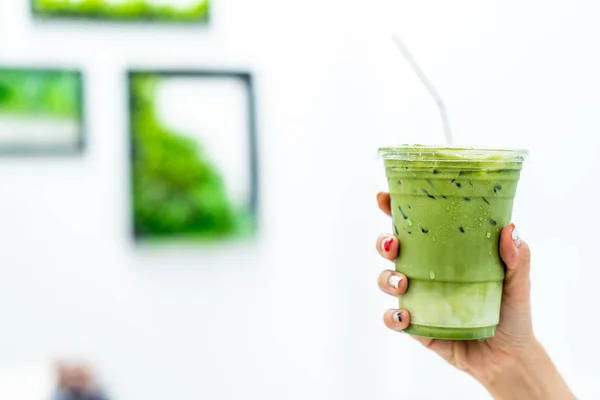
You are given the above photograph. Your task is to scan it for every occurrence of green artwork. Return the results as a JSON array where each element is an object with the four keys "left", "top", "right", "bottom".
[
  {"left": 32, "top": 0, "right": 210, "bottom": 22},
  {"left": 0, "top": 68, "right": 84, "bottom": 153},
  {"left": 129, "top": 71, "right": 258, "bottom": 241}
]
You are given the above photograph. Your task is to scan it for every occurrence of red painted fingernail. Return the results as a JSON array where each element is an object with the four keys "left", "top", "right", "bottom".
[{"left": 382, "top": 237, "right": 393, "bottom": 252}]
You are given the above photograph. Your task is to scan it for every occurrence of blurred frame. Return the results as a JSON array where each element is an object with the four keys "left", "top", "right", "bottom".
[
  {"left": 31, "top": 0, "right": 210, "bottom": 23},
  {"left": 0, "top": 67, "right": 85, "bottom": 155},
  {"left": 127, "top": 69, "right": 259, "bottom": 242}
]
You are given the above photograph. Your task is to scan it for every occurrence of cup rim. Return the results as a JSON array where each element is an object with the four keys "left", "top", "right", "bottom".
[{"left": 378, "top": 145, "right": 529, "bottom": 162}]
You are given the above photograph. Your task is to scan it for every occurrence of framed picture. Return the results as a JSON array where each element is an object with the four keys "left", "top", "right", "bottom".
[
  {"left": 31, "top": 0, "right": 210, "bottom": 23},
  {"left": 0, "top": 67, "right": 84, "bottom": 155},
  {"left": 128, "top": 70, "right": 259, "bottom": 242}
]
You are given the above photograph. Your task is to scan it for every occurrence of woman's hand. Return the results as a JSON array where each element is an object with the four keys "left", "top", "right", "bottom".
[
  {"left": 376, "top": 192, "right": 575, "bottom": 400},
  {"left": 54, "top": 360, "right": 107, "bottom": 400}
]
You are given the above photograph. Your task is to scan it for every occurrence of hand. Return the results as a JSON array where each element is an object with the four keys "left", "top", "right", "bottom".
[
  {"left": 375, "top": 192, "right": 575, "bottom": 399},
  {"left": 55, "top": 360, "right": 106, "bottom": 399}
]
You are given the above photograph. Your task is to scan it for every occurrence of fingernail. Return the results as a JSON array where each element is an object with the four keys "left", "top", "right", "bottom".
[
  {"left": 393, "top": 311, "right": 403, "bottom": 323},
  {"left": 382, "top": 237, "right": 393, "bottom": 253},
  {"left": 512, "top": 224, "right": 522, "bottom": 248},
  {"left": 388, "top": 274, "right": 403, "bottom": 289}
]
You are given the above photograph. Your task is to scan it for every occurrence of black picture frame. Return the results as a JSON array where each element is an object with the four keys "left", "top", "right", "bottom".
[
  {"left": 0, "top": 66, "right": 85, "bottom": 156},
  {"left": 127, "top": 69, "right": 259, "bottom": 242}
]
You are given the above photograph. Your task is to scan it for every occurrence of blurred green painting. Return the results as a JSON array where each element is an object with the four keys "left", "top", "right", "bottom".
[
  {"left": 0, "top": 68, "right": 83, "bottom": 152},
  {"left": 129, "top": 72, "right": 257, "bottom": 241},
  {"left": 32, "top": 0, "right": 209, "bottom": 22}
]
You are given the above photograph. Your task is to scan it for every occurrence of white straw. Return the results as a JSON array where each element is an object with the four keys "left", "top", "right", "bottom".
[{"left": 391, "top": 34, "right": 453, "bottom": 144}]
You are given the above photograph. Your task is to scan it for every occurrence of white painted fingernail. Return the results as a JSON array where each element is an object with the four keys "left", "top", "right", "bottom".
[
  {"left": 512, "top": 225, "right": 522, "bottom": 248},
  {"left": 388, "top": 275, "right": 403, "bottom": 289}
]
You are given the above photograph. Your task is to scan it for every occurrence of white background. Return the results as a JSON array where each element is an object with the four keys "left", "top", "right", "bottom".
[{"left": 0, "top": 0, "right": 598, "bottom": 399}]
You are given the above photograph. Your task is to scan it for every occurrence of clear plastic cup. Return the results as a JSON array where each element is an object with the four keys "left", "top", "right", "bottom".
[{"left": 379, "top": 145, "right": 528, "bottom": 339}]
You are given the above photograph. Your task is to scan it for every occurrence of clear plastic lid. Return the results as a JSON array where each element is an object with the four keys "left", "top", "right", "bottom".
[{"left": 378, "top": 144, "right": 529, "bottom": 163}]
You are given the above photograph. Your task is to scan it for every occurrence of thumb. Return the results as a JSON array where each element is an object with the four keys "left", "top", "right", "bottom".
[{"left": 499, "top": 224, "right": 531, "bottom": 305}]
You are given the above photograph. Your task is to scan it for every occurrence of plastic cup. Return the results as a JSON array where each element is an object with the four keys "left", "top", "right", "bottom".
[{"left": 378, "top": 145, "right": 528, "bottom": 340}]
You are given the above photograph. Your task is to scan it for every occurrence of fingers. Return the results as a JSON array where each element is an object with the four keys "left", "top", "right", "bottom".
[
  {"left": 55, "top": 360, "right": 95, "bottom": 391},
  {"left": 499, "top": 223, "right": 529, "bottom": 268},
  {"left": 377, "top": 270, "right": 408, "bottom": 296},
  {"left": 375, "top": 192, "right": 399, "bottom": 261},
  {"left": 376, "top": 192, "right": 392, "bottom": 216},
  {"left": 499, "top": 223, "right": 531, "bottom": 303},
  {"left": 376, "top": 234, "right": 400, "bottom": 261},
  {"left": 383, "top": 309, "right": 410, "bottom": 332},
  {"left": 377, "top": 193, "right": 410, "bottom": 333}
]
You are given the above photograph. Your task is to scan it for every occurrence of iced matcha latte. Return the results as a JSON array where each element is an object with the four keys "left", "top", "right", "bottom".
[{"left": 379, "top": 145, "right": 527, "bottom": 340}]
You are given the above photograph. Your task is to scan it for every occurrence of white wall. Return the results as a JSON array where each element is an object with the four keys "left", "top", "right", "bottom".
[{"left": 0, "top": 0, "right": 598, "bottom": 399}]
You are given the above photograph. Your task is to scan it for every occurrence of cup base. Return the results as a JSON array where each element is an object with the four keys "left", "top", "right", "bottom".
[{"left": 405, "top": 324, "right": 496, "bottom": 340}]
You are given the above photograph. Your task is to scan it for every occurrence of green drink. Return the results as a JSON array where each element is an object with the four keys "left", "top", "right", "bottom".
[{"left": 379, "top": 145, "right": 528, "bottom": 340}]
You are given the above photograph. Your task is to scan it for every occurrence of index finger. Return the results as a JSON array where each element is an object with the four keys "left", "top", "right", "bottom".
[{"left": 377, "top": 192, "right": 392, "bottom": 216}]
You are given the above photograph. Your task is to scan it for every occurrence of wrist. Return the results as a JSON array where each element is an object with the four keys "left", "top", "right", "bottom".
[{"left": 483, "top": 338, "right": 575, "bottom": 400}]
